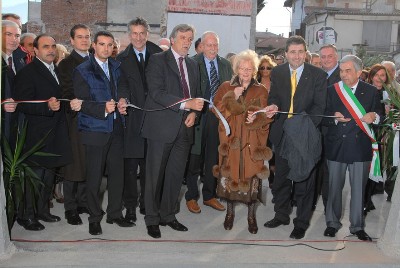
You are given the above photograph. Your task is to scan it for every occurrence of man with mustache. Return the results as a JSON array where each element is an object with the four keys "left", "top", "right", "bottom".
[{"left": 13, "top": 34, "right": 72, "bottom": 231}]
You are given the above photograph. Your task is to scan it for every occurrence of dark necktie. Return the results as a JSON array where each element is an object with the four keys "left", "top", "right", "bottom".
[
  {"left": 139, "top": 53, "right": 145, "bottom": 70},
  {"left": 8, "top": 56, "right": 15, "bottom": 75},
  {"left": 178, "top": 57, "right": 190, "bottom": 99},
  {"left": 209, "top": 60, "right": 219, "bottom": 101}
]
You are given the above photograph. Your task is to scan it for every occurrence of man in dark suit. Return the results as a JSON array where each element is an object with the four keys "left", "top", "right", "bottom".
[
  {"left": 323, "top": 55, "right": 382, "bottom": 241},
  {"left": 130, "top": 24, "right": 203, "bottom": 238},
  {"left": 316, "top": 44, "right": 342, "bottom": 209},
  {"left": 263, "top": 35, "right": 327, "bottom": 239},
  {"left": 14, "top": 34, "right": 72, "bottom": 231},
  {"left": 73, "top": 31, "right": 134, "bottom": 235},
  {"left": 1, "top": 20, "right": 22, "bottom": 141},
  {"left": 58, "top": 24, "right": 91, "bottom": 226},
  {"left": 186, "top": 31, "right": 233, "bottom": 213},
  {"left": 117, "top": 17, "right": 162, "bottom": 223}
]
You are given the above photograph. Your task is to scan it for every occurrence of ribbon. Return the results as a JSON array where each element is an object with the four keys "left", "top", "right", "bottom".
[
  {"left": 1, "top": 98, "right": 231, "bottom": 136},
  {"left": 252, "top": 109, "right": 340, "bottom": 118}
]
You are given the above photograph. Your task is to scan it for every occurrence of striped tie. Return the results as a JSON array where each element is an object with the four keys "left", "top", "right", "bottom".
[{"left": 209, "top": 60, "right": 219, "bottom": 101}]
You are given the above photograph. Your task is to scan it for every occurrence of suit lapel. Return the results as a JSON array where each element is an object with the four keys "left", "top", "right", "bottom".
[
  {"left": 166, "top": 50, "right": 180, "bottom": 78},
  {"left": 34, "top": 58, "right": 59, "bottom": 89}
]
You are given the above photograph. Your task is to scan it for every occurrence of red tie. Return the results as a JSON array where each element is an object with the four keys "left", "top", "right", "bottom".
[
  {"left": 8, "top": 56, "right": 14, "bottom": 74},
  {"left": 178, "top": 57, "right": 190, "bottom": 99}
]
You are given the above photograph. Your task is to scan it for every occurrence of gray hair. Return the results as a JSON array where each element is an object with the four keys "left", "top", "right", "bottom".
[
  {"left": 319, "top": 44, "right": 338, "bottom": 53},
  {"left": 381, "top": 61, "right": 396, "bottom": 72},
  {"left": 340, "top": 55, "right": 363, "bottom": 72},
  {"left": 2, "top": 20, "right": 20, "bottom": 30},
  {"left": 169, "top": 24, "right": 195, "bottom": 40},
  {"left": 20, "top": 32, "right": 37, "bottom": 45},
  {"left": 232, "top": 49, "right": 259, "bottom": 78},
  {"left": 201, "top": 31, "right": 219, "bottom": 43}
]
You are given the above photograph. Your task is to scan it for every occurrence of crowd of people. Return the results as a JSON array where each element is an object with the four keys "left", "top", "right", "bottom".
[{"left": 2, "top": 13, "right": 396, "bottom": 241}]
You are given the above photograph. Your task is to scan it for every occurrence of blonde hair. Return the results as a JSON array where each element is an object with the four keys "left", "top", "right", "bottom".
[{"left": 232, "top": 49, "right": 259, "bottom": 78}]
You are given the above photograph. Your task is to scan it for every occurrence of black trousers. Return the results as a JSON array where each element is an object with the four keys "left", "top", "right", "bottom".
[
  {"left": 145, "top": 124, "right": 191, "bottom": 226},
  {"left": 273, "top": 148, "right": 316, "bottom": 230},
  {"left": 85, "top": 132, "right": 124, "bottom": 223},
  {"left": 19, "top": 167, "right": 56, "bottom": 220},
  {"left": 123, "top": 157, "right": 146, "bottom": 210},
  {"left": 185, "top": 110, "right": 219, "bottom": 201},
  {"left": 63, "top": 180, "right": 87, "bottom": 212}
]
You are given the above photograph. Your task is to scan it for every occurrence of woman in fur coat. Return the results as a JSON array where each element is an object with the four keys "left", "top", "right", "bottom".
[{"left": 212, "top": 50, "right": 273, "bottom": 234}]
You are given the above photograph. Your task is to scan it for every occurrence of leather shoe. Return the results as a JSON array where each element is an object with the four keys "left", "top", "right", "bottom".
[
  {"left": 37, "top": 213, "right": 61, "bottom": 222},
  {"left": 106, "top": 217, "right": 135, "bottom": 227},
  {"left": 17, "top": 218, "right": 45, "bottom": 231},
  {"left": 290, "top": 227, "right": 306, "bottom": 239},
  {"left": 147, "top": 225, "right": 161, "bottom": 238},
  {"left": 65, "top": 210, "right": 83, "bottom": 225},
  {"left": 186, "top": 200, "right": 201, "bottom": 213},
  {"left": 160, "top": 219, "right": 188, "bottom": 231},
  {"left": 351, "top": 230, "right": 372, "bottom": 241},
  {"left": 264, "top": 218, "right": 290, "bottom": 228},
  {"left": 324, "top": 227, "right": 338, "bottom": 237},
  {"left": 77, "top": 206, "right": 90, "bottom": 214},
  {"left": 203, "top": 198, "right": 225, "bottom": 211},
  {"left": 89, "top": 222, "right": 102, "bottom": 235},
  {"left": 125, "top": 208, "right": 137, "bottom": 223}
]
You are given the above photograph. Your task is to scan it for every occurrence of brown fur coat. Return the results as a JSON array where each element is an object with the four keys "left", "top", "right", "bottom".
[{"left": 212, "top": 76, "right": 273, "bottom": 198}]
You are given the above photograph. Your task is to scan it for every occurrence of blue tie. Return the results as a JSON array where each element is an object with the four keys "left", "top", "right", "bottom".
[
  {"left": 102, "top": 62, "right": 110, "bottom": 80},
  {"left": 209, "top": 60, "right": 219, "bottom": 101}
]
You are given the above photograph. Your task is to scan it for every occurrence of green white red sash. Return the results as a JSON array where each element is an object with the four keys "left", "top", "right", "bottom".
[{"left": 334, "top": 81, "right": 382, "bottom": 182}]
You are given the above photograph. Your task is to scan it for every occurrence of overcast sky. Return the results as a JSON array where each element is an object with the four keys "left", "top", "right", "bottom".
[{"left": 2, "top": 0, "right": 291, "bottom": 36}]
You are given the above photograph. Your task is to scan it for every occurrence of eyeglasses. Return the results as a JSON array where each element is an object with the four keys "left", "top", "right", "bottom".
[
  {"left": 239, "top": 67, "right": 253, "bottom": 73},
  {"left": 259, "top": 66, "right": 273, "bottom": 71}
]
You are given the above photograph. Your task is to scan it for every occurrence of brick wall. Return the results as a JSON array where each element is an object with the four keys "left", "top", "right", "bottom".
[{"left": 40, "top": 0, "right": 107, "bottom": 46}]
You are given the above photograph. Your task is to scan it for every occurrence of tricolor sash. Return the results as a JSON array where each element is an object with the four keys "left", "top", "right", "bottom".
[{"left": 334, "top": 81, "right": 383, "bottom": 182}]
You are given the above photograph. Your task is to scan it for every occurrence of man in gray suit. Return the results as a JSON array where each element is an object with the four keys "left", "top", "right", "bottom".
[
  {"left": 137, "top": 24, "right": 203, "bottom": 238},
  {"left": 185, "top": 31, "right": 233, "bottom": 214},
  {"left": 323, "top": 55, "right": 382, "bottom": 241}
]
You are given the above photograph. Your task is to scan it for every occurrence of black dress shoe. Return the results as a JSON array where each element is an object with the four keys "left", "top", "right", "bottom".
[
  {"left": 77, "top": 206, "right": 90, "bottom": 214},
  {"left": 65, "top": 210, "right": 83, "bottom": 225},
  {"left": 290, "top": 227, "right": 306, "bottom": 239},
  {"left": 324, "top": 227, "right": 338, "bottom": 237},
  {"left": 125, "top": 208, "right": 137, "bottom": 223},
  {"left": 264, "top": 218, "right": 290, "bottom": 228},
  {"left": 160, "top": 219, "right": 188, "bottom": 231},
  {"left": 17, "top": 218, "right": 45, "bottom": 231},
  {"left": 352, "top": 230, "right": 372, "bottom": 241},
  {"left": 37, "top": 213, "right": 61, "bottom": 222},
  {"left": 89, "top": 222, "right": 102, "bottom": 235},
  {"left": 147, "top": 225, "right": 161, "bottom": 238},
  {"left": 106, "top": 217, "right": 135, "bottom": 227}
]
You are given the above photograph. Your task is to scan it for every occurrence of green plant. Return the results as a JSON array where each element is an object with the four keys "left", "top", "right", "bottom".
[{"left": 1, "top": 121, "right": 52, "bottom": 232}]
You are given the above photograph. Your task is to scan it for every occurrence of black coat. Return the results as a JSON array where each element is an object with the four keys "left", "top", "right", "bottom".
[
  {"left": 327, "top": 66, "right": 341, "bottom": 86},
  {"left": 324, "top": 81, "right": 382, "bottom": 163},
  {"left": 267, "top": 62, "right": 327, "bottom": 147},
  {"left": 58, "top": 50, "right": 88, "bottom": 181},
  {"left": 13, "top": 58, "right": 72, "bottom": 168},
  {"left": 117, "top": 41, "right": 162, "bottom": 158}
]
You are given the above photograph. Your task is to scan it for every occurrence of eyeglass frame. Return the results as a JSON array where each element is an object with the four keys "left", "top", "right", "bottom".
[{"left": 259, "top": 66, "right": 273, "bottom": 71}]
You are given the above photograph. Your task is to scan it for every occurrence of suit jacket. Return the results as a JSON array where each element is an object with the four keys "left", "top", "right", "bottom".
[
  {"left": 324, "top": 81, "right": 382, "bottom": 163},
  {"left": 327, "top": 65, "right": 341, "bottom": 86},
  {"left": 141, "top": 49, "right": 201, "bottom": 143},
  {"left": 13, "top": 58, "right": 72, "bottom": 168},
  {"left": 268, "top": 62, "right": 327, "bottom": 146},
  {"left": 58, "top": 49, "right": 88, "bottom": 181},
  {"left": 191, "top": 53, "right": 233, "bottom": 154},
  {"left": 118, "top": 41, "right": 162, "bottom": 158}
]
